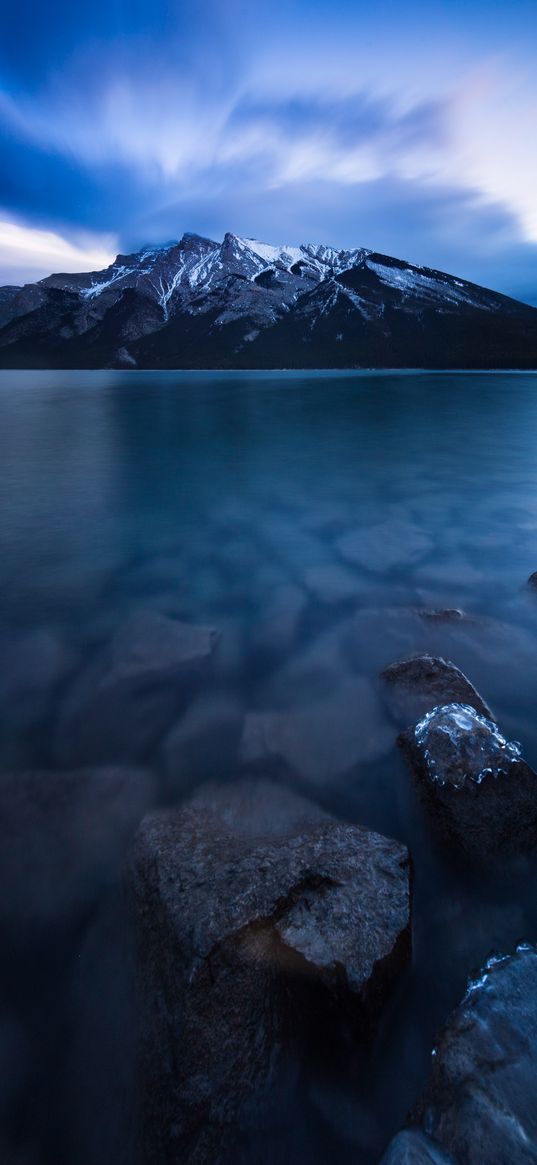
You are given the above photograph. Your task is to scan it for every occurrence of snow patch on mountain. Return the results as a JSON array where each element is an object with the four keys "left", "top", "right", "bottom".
[
  {"left": 241, "top": 238, "right": 304, "bottom": 268},
  {"left": 366, "top": 259, "right": 494, "bottom": 310},
  {"left": 81, "top": 266, "right": 138, "bottom": 300}
]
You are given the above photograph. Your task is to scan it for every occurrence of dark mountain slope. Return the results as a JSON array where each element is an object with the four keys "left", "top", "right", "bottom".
[{"left": 0, "top": 233, "right": 535, "bottom": 369}]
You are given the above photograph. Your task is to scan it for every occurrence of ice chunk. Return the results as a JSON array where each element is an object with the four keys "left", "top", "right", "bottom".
[{"left": 414, "top": 703, "right": 522, "bottom": 789}]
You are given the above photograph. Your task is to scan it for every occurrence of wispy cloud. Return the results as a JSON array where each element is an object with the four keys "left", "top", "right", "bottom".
[
  {"left": 0, "top": 0, "right": 536, "bottom": 296},
  {"left": 0, "top": 219, "right": 116, "bottom": 285}
]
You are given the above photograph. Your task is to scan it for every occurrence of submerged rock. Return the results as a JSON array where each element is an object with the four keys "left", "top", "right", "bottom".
[
  {"left": 55, "top": 610, "right": 219, "bottom": 765},
  {"left": 130, "top": 779, "right": 411, "bottom": 1165},
  {"left": 162, "top": 690, "right": 243, "bottom": 798},
  {"left": 380, "top": 1129, "right": 457, "bottom": 1164},
  {"left": 249, "top": 583, "right": 305, "bottom": 664},
  {"left": 0, "top": 766, "right": 154, "bottom": 939},
  {"left": 380, "top": 654, "right": 493, "bottom": 728},
  {"left": 404, "top": 943, "right": 537, "bottom": 1165},
  {"left": 240, "top": 676, "right": 392, "bottom": 791},
  {"left": 401, "top": 701, "right": 537, "bottom": 857},
  {"left": 335, "top": 520, "right": 433, "bottom": 574},
  {"left": 303, "top": 562, "right": 359, "bottom": 605}
]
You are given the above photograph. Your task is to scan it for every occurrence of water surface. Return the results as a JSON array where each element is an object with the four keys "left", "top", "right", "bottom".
[{"left": 2, "top": 369, "right": 537, "bottom": 1164}]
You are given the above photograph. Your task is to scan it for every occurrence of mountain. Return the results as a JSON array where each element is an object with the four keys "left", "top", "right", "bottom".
[{"left": 0, "top": 231, "right": 536, "bottom": 369}]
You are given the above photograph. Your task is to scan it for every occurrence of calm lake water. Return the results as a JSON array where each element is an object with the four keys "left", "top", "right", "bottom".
[{"left": 2, "top": 369, "right": 537, "bottom": 1164}]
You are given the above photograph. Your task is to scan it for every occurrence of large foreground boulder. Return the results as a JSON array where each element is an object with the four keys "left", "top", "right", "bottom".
[
  {"left": 130, "top": 779, "right": 411, "bottom": 1165},
  {"left": 385, "top": 943, "right": 537, "bottom": 1165},
  {"left": 55, "top": 610, "right": 219, "bottom": 765}
]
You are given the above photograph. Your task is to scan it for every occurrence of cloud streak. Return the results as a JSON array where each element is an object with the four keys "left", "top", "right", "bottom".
[
  {"left": 0, "top": 220, "right": 116, "bottom": 286},
  {"left": 0, "top": 0, "right": 536, "bottom": 298}
]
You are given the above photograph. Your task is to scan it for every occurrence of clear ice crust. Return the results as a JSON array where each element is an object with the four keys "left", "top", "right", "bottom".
[{"left": 414, "top": 702, "right": 522, "bottom": 788}]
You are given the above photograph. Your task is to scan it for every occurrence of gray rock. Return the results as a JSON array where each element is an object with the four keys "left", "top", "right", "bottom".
[
  {"left": 0, "top": 766, "right": 154, "bottom": 937},
  {"left": 162, "top": 690, "right": 243, "bottom": 797},
  {"left": 400, "top": 702, "right": 537, "bottom": 858},
  {"left": 380, "top": 1129, "right": 458, "bottom": 1164},
  {"left": 240, "top": 677, "right": 392, "bottom": 791},
  {"left": 408, "top": 943, "right": 537, "bottom": 1165},
  {"left": 130, "top": 779, "right": 411, "bottom": 1165},
  {"left": 380, "top": 654, "right": 493, "bottom": 728},
  {"left": 528, "top": 571, "right": 537, "bottom": 588},
  {"left": 55, "top": 610, "right": 219, "bottom": 765}
]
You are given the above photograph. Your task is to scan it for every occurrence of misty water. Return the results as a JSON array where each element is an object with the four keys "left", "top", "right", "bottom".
[{"left": 2, "top": 369, "right": 537, "bottom": 1164}]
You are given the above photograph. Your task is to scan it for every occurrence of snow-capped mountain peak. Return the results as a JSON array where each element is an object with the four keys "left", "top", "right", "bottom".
[
  {"left": 238, "top": 237, "right": 304, "bottom": 268},
  {"left": 2, "top": 229, "right": 535, "bottom": 371}
]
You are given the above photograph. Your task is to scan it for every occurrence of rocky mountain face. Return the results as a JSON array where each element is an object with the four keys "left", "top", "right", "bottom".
[{"left": 0, "top": 231, "right": 536, "bottom": 368}]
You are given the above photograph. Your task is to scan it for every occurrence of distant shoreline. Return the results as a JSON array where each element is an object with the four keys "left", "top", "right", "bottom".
[{"left": 1, "top": 367, "right": 537, "bottom": 376}]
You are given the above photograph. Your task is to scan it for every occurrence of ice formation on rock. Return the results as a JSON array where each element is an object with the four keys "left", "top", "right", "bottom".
[{"left": 414, "top": 702, "right": 522, "bottom": 789}]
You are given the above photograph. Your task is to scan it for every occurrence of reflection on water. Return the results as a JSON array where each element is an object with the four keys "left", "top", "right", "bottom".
[{"left": 2, "top": 370, "right": 537, "bottom": 1163}]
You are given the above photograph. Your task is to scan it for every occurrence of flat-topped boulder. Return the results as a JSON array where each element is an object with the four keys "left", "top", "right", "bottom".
[
  {"left": 55, "top": 609, "right": 219, "bottom": 765},
  {"left": 402, "top": 943, "right": 537, "bottom": 1164},
  {"left": 380, "top": 654, "right": 493, "bottom": 728},
  {"left": 130, "top": 779, "right": 411, "bottom": 1165}
]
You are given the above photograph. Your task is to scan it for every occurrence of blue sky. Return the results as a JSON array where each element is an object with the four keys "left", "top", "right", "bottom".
[{"left": 1, "top": 0, "right": 536, "bottom": 301}]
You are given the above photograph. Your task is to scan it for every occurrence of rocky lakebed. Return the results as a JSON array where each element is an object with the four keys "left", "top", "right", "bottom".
[{"left": 3, "top": 370, "right": 537, "bottom": 1164}]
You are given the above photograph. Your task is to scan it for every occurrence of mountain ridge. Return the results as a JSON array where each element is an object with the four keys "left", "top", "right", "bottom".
[{"left": 0, "top": 231, "right": 536, "bottom": 369}]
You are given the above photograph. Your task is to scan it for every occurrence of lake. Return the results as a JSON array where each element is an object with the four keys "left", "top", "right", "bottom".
[{"left": 2, "top": 369, "right": 537, "bottom": 1164}]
